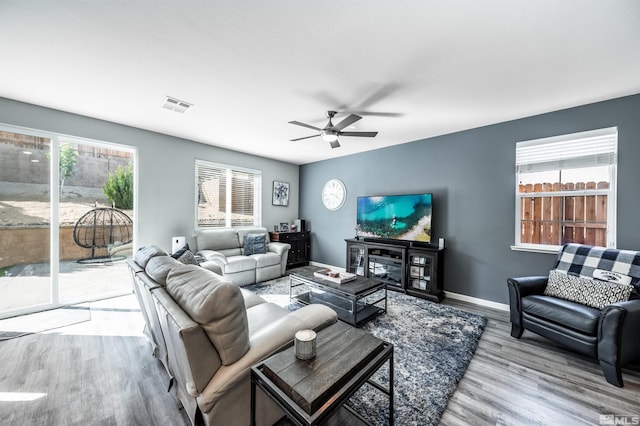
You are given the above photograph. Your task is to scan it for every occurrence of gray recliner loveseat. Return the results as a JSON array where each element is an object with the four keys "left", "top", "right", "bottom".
[{"left": 195, "top": 227, "right": 289, "bottom": 286}]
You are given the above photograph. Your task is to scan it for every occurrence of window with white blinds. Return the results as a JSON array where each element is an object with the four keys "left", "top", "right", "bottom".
[
  {"left": 514, "top": 127, "right": 617, "bottom": 251},
  {"left": 195, "top": 159, "right": 261, "bottom": 228}
]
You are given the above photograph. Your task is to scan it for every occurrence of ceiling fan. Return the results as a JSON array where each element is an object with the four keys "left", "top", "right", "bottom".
[{"left": 288, "top": 111, "right": 378, "bottom": 148}]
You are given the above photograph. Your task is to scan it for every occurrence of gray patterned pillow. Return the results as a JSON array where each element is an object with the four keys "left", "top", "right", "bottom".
[
  {"left": 243, "top": 233, "right": 267, "bottom": 256},
  {"left": 544, "top": 270, "right": 633, "bottom": 309},
  {"left": 177, "top": 250, "right": 200, "bottom": 266}
]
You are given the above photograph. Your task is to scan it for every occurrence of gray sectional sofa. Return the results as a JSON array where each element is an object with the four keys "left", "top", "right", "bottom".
[
  {"left": 127, "top": 245, "right": 337, "bottom": 426},
  {"left": 195, "top": 227, "right": 290, "bottom": 286}
]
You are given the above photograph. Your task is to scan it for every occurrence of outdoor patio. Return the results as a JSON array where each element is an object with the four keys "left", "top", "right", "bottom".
[{"left": 0, "top": 258, "right": 132, "bottom": 314}]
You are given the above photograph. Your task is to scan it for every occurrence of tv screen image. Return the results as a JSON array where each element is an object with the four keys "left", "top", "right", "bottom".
[{"left": 356, "top": 193, "right": 432, "bottom": 242}]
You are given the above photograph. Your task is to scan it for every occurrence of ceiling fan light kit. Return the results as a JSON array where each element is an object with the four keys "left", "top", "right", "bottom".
[
  {"left": 320, "top": 129, "right": 338, "bottom": 143},
  {"left": 289, "top": 110, "right": 378, "bottom": 148}
]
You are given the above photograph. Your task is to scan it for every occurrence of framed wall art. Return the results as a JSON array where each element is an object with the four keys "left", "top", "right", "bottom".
[{"left": 272, "top": 180, "right": 290, "bottom": 206}]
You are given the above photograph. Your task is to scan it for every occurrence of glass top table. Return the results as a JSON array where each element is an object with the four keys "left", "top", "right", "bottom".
[{"left": 289, "top": 269, "right": 387, "bottom": 327}]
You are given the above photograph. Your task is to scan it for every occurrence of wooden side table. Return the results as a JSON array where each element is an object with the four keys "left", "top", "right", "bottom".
[
  {"left": 250, "top": 322, "right": 394, "bottom": 425},
  {"left": 270, "top": 231, "right": 310, "bottom": 268}
]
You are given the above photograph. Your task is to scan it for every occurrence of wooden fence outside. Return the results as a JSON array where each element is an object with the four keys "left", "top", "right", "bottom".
[{"left": 519, "top": 181, "right": 609, "bottom": 247}]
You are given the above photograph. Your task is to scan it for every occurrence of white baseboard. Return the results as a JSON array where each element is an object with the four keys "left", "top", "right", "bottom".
[
  {"left": 445, "top": 291, "right": 509, "bottom": 311},
  {"left": 309, "top": 261, "right": 509, "bottom": 311}
]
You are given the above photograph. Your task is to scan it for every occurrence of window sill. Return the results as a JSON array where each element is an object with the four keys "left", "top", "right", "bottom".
[{"left": 510, "top": 245, "right": 560, "bottom": 254}]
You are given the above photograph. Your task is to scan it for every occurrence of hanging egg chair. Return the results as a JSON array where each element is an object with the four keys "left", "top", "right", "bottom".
[{"left": 73, "top": 207, "right": 133, "bottom": 263}]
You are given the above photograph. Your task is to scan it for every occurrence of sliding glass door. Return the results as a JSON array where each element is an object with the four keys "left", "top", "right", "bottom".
[
  {"left": 57, "top": 139, "right": 134, "bottom": 302},
  {"left": 0, "top": 126, "right": 136, "bottom": 318},
  {"left": 0, "top": 129, "right": 53, "bottom": 314}
]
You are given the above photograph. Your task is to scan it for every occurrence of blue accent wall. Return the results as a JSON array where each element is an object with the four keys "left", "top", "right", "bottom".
[{"left": 300, "top": 94, "right": 640, "bottom": 304}]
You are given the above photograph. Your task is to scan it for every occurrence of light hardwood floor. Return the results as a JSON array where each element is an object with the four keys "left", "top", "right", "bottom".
[
  {"left": 441, "top": 299, "right": 640, "bottom": 426},
  {"left": 0, "top": 293, "right": 638, "bottom": 425}
]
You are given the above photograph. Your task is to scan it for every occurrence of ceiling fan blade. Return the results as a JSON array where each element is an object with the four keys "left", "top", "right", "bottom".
[
  {"left": 330, "top": 140, "right": 341, "bottom": 149},
  {"left": 290, "top": 134, "right": 320, "bottom": 141},
  {"left": 333, "top": 114, "right": 362, "bottom": 131},
  {"left": 339, "top": 131, "right": 378, "bottom": 138},
  {"left": 347, "top": 111, "right": 403, "bottom": 118},
  {"left": 288, "top": 121, "right": 322, "bottom": 131},
  {"left": 357, "top": 83, "right": 401, "bottom": 109}
]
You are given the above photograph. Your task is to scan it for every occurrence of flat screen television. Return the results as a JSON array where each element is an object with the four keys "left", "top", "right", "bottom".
[{"left": 356, "top": 193, "right": 432, "bottom": 243}]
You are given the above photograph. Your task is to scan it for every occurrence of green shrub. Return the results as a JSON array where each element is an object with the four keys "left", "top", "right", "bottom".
[
  {"left": 103, "top": 164, "right": 133, "bottom": 209},
  {"left": 46, "top": 143, "right": 78, "bottom": 194}
]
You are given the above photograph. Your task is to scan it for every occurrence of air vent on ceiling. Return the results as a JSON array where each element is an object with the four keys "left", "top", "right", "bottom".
[{"left": 162, "top": 96, "right": 192, "bottom": 113}]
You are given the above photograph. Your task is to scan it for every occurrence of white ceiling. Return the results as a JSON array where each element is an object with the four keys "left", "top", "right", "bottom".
[{"left": 1, "top": 1, "right": 639, "bottom": 165}]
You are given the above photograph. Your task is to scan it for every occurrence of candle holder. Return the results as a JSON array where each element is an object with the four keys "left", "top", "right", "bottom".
[{"left": 294, "top": 329, "right": 316, "bottom": 360}]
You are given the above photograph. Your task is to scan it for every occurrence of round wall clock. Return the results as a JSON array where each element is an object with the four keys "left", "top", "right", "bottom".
[{"left": 321, "top": 179, "right": 346, "bottom": 210}]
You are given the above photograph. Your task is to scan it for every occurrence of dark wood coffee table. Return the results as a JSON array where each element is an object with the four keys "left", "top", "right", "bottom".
[
  {"left": 289, "top": 270, "right": 386, "bottom": 326},
  {"left": 250, "top": 321, "right": 394, "bottom": 425}
]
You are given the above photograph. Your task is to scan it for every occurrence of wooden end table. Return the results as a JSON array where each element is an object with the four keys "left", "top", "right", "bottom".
[{"left": 250, "top": 321, "right": 394, "bottom": 426}]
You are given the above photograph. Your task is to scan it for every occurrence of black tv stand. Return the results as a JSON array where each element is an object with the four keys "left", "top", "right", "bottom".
[
  {"left": 362, "top": 237, "right": 411, "bottom": 247},
  {"left": 410, "top": 240, "right": 438, "bottom": 249},
  {"left": 345, "top": 238, "right": 445, "bottom": 302}
]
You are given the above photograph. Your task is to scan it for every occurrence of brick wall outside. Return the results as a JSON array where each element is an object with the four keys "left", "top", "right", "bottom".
[{"left": 0, "top": 226, "right": 108, "bottom": 268}]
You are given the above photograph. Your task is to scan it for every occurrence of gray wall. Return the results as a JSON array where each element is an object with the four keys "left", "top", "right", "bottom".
[
  {"left": 0, "top": 97, "right": 300, "bottom": 252},
  {"left": 300, "top": 94, "right": 640, "bottom": 305}
]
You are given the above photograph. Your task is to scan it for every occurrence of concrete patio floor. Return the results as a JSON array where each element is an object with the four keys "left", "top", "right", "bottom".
[{"left": 0, "top": 257, "right": 132, "bottom": 315}]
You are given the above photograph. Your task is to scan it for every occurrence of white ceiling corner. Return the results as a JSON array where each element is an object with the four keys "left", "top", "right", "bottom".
[{"left": 0, "top": 1, "right": 639, "bottom": 165}]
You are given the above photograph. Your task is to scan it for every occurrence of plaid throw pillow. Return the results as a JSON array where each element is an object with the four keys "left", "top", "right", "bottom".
[
  {"left": 553, "top": 244, "right": 640, "bottom": 293},
  {"left": 544, "top": 270, "right": 633, "bottom": 309}
]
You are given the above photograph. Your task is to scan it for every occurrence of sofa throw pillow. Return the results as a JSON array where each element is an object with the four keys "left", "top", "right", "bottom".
[
  {"left": 177, "top": 250, "right": 200, "bottom": 266},
  {"left": 244, "top": 233, "right": 267, "bottom": 256},
  {"left": 592, "top": 269, "right": 633, "bottom": 285},
  {"left": 544, "top": 270, "right": 634, "bottom": 309},
  {"left": 171, "top": 243, "right": 190, "bottom": 259}
]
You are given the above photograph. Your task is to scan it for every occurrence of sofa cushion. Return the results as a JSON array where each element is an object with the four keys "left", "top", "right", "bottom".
[
  {"left": 166, "top": 264, "right": 250, "bottom": 365},
  {"left": 545, "top": 270, "right": 633, "bottom": 309},
  {"left": 243, "top": 233, "right": 267, "bottom": 255},
  {"left": 145, "top": 255, "right": 182, "bottom": 286},
  {"left": 251, "top": 252, "right": 281, "bottom": 268},
  {"left": 245, "top": 302, "right": 288, "bottom": 336},
  {"left": 522, "top": 294, "right": 601, "bottom": 335},
  {"left": 224, "top": 256, "right": 257, "bottom": 274},
  {"left": 240, "top": 288, "right": 266, "bottom": 309},
  {"left": 197, "top": 229, "right": 241, "bottom": 251},
  {"left": 135, "top": 245, "right": 167, "bottom": 268}
]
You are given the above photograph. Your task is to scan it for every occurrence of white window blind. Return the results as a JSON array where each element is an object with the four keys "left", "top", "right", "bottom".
[
  {"left": 195, "top": 160, "right": 261, "bottom": 228},
  {"left": 516, "top": 127, "right": 617, "bottom": 173}
]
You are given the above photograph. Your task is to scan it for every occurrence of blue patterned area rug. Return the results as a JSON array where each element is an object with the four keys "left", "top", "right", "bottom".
[{"left": 246, "top": 275, "right": 487, "bottom": 425}]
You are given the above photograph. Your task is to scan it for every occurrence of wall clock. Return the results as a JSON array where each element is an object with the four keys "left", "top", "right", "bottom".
[{"left": 321, "top": 179, "right": 346, "bottom": 211}]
